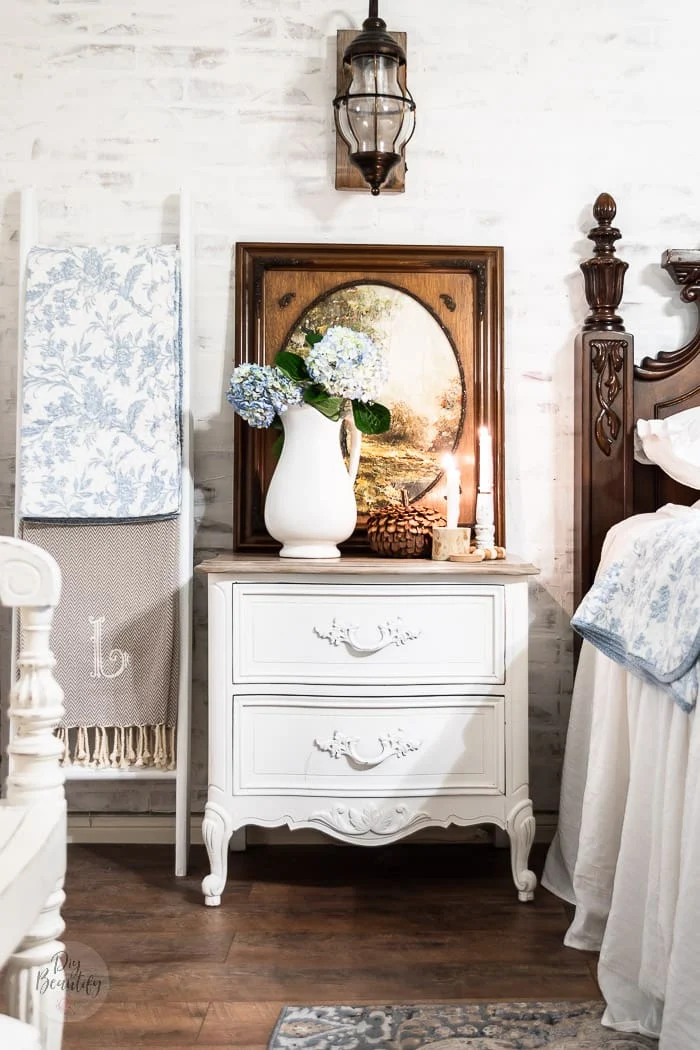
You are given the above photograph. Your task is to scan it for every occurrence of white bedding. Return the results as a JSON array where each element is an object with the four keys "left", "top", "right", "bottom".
[
  {"left": 635, "top": 405, "right": 700, "bottom": 490},
  {"left": 543, "top": 505, "right": 700, "bottom": 1048}
]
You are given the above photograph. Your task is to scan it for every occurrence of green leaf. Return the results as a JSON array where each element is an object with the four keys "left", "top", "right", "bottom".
[
  {"left": 271, "top": 430, "right": 284, "bottom": 460},
  {"left": 352, "top": 400, "right": 391, "bottom": 435},
  {"left": 274, "top": 350, "right": 309, "bottom": 381},
  {"left": 303, "top": 329, "right": 324, "bottom": 347},
  {"left": 303, "top": 384, "right": 344, "bottom": 421}
]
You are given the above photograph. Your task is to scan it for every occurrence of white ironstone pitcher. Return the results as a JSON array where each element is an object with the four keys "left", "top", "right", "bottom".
[{"left": 264, "top": 403, "right": 361, "bottom": 558}]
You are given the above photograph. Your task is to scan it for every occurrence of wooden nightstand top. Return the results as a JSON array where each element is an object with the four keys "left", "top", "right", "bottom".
[{"left": 196, "top": 553, "right": 539, "bottom": 577}]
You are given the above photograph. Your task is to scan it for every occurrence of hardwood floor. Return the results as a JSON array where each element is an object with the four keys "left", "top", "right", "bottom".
[{"left": 59, "top": 842, "right": 599, "bottom": 1049}]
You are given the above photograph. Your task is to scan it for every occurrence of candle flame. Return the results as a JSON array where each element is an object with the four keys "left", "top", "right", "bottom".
[
  {"left": 441, "top": 453, "right": 456, "bottom": 470},
  {"left": 479, "top": 425, "right": 490, "bottom": 438}
]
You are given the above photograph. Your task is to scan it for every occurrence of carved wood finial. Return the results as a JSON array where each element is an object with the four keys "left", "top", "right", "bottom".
[
  {"left": 581, "top": 192, "right": 629, "bottom": 332},
  {"left": 592, "top": 191, "right": 618, "bottom": 235}
]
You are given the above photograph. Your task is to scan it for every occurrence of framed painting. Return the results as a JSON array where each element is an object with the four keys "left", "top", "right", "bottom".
[{"left": 233, "top": 242, "right": 504, "bottom": 552}]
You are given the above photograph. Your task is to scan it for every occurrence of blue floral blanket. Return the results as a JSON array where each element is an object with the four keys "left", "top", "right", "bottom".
[
  {"left": 572, "top": 516, "right": 700, "bottom": 712},
  {"left": 20, "top": 245, "right": 181, "bottom": 519}
]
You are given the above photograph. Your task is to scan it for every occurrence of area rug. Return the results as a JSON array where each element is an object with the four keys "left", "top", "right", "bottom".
[{"left": 269, "top": 1003, "right": 657, "bottom": 1049}]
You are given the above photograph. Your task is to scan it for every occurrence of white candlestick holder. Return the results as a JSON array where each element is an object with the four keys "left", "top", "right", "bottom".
[{"left": 475, "top": 490, "right": 495, "bottom": 549}]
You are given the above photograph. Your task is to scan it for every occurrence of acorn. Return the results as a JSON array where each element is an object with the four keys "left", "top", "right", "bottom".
[{"left": 367, "top": 491, "right": 446, "bottom": 558}]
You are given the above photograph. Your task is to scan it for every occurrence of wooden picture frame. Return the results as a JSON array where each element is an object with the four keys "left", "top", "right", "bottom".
[{"left": 234, "top": 242, "right": 504, "bottom": 553}]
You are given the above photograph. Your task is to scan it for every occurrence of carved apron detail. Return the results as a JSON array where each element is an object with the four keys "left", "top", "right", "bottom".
[{"left": 310, "top": 804, "right": 430, "bottom": 837}]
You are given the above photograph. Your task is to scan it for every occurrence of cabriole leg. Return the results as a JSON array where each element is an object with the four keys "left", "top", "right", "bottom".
[
  {"left": 202, "top": 802, "right": 233, "bottom": 907},
  {"left": 506, "top": 801, "right": 537, "bottom": 902}
]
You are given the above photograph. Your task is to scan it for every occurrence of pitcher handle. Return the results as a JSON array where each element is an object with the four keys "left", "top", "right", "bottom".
[{"left": 346, "top": 413, "right": 362, "bottom": 485}]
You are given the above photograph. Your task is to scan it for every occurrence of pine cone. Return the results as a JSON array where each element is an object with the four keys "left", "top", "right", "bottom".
[{"left": 367, "top": 492, "right": 446, "bottom": 558}]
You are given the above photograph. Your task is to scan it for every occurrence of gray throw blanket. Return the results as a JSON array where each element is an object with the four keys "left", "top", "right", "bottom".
[
  {"left": 571, "top": 514, "right": 700, "bottom": 712},
  {"left": 22, "top": 520, "right": 179, "bottom": 769}
]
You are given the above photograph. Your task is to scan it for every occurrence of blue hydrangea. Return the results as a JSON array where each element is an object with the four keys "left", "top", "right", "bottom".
[
  {"left": 306, "top": 326, "right": 388, "bottom": 401},
  {"left": 226, "top": 364, "right": 303, "bottom": 428},
  {"left": 266, "top": 368, "right": 305, "bottom": 413}
]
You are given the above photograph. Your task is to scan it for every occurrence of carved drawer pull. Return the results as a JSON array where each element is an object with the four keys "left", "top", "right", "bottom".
[
  {"left": 314, "top": 617, "right": 420, "bottom": 655},
  {"left": 315, "top": 729, "right": 422, "bottom": 768}
]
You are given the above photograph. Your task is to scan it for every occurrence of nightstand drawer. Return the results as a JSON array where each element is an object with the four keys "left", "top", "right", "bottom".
[
  {"left": 233, "top": 695, "right": 505, "bottom": 795},
  {"left": 232, "top": 583, "right": 505, "bottom": 685}
]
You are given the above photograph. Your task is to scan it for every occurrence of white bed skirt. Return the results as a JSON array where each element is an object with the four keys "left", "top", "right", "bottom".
[{"left": 543, "top": 640, "right": 700, "bottom": 1048}]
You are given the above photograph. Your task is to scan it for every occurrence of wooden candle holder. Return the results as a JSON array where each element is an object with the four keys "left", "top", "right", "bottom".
[{"left": 431, "top": 526, "right": 472, "bottom": 561}]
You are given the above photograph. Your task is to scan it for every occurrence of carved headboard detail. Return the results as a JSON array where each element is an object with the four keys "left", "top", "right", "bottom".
[{"left": 574, "top": 195, "right": 700, "bottom": 608}]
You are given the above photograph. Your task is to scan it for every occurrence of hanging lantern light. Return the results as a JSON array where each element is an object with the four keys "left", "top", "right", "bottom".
[{"left": 333, "top": 0, "right": 416, "bottom": 196}]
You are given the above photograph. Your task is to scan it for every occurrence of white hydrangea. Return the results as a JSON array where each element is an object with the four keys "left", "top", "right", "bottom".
[{"left": 306, "top": 326, "right": 388, "bottom": 402}]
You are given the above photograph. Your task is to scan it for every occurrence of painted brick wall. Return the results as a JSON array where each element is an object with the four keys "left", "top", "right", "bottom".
[{"left": 1, "top": 0, "right": 698, "bottom": 818}]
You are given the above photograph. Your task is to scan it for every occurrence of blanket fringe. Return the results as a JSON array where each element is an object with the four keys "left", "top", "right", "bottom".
[
  {"left": 58, "top": 724, "right": 176, "bottom": 771},
  {"left": 56, "top": 726, "right": 69, "bottom": 767}
]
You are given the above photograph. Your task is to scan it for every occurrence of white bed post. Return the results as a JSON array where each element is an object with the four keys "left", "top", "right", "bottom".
[
  {"left": 175, "top": 187, "right": 194, "bottom": 876},
  {"left": 14, "top": 188, "right": 37, "bottom": 542},
  {"left": 7, "top": 190, "right": 39, "bottom": 774},
  {"left": 1, "top": 538, "right": 66, "bottom": 1050}
]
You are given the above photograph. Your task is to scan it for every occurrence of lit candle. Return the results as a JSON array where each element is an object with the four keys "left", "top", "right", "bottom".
[
  {"left": 478, "top": 426, "right": 493, "bottom": 492},
  {"left": 441, "top": 453, "right": 461, "bottom": 529}
]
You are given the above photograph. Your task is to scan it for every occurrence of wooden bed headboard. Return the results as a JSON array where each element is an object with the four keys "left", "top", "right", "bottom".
[{"left": 574, "top": 193, "right": 700, "bottom": 608}]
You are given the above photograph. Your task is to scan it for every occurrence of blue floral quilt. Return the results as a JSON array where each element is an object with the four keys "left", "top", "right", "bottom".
[
  {"left": 20, "top": 245, "right": 181, "bottom": 519},
  {"left": 572, "top": 516, "right": 700, "bottom": 712}
]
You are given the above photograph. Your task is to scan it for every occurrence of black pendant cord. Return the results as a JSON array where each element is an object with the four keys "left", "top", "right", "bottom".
[{"left": 369, "top": 0, "right": 379, "bottom": 18}]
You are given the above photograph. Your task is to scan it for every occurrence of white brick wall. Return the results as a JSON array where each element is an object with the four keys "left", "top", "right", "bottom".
[{"left": 1, "top": 0, "right": 697, "bottom": 816}]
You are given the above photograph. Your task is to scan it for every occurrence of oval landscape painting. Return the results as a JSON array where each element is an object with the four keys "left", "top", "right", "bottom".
[{"left": 285, "top": 283, "right": 465, "bottom": 516}]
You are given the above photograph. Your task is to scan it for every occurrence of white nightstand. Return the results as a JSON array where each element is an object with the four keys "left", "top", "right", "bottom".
[{"left": 196, "top": 555, "right": 539, "bottom": 906}]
